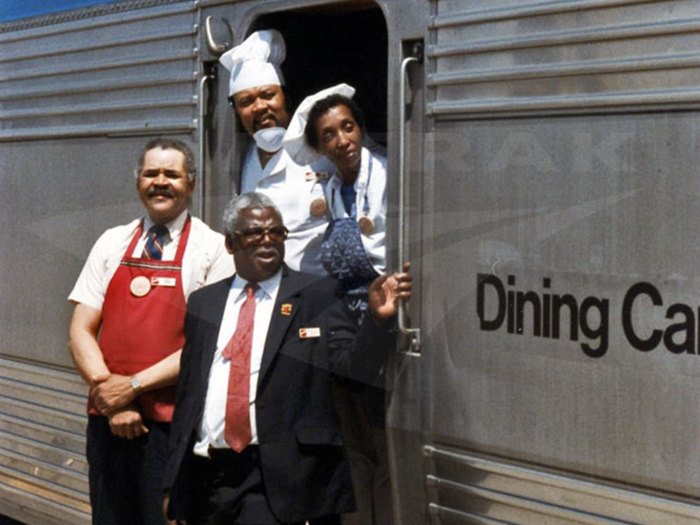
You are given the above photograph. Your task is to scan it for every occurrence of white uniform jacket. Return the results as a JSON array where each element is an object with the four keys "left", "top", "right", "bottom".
[
  {"left": 241, "top": 145, "right": 332, "bottom": 276},
  {"left": 324, "top": 147, "right": 387, "bottom": 274}
]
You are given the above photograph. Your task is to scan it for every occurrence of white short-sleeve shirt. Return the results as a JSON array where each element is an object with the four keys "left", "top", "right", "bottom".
[{"left": 68, "top": 211, "right": 235, "bottom": 310}]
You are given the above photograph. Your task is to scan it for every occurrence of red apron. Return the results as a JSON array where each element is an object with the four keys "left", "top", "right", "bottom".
[{"left": 89, "top": 216, "right": 192, "bottom": 422}]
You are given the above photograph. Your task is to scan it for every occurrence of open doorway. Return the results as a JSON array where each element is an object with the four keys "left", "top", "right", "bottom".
[
  {"left": 252, "top": 2, "right": 388, "bottom": 147},
  {"left": 244, "top": 7, "right": 394, "bottom": 525}
]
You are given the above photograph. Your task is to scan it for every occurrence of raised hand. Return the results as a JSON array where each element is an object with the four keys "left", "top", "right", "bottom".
[{"left": 368, "top": 262, "right": 412, "bottom": 323}]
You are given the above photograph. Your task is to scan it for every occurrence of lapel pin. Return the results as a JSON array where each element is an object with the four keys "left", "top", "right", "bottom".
[
  {"left": 358, "top": 216, "right": 375, "bottom": 236},
  {"left": 281, "top": 303, "right": 293, "bottom": 316}
]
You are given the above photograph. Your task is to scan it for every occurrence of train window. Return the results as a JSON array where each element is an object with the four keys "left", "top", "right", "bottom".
[{"left": 252, "top": 2, "right": 388, "bottom": 148}]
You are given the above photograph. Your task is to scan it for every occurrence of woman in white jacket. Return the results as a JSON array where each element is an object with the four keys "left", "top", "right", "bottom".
[
  {"left": 284, "top": 84, "right": 387, "bottom": 312},
  {"left": 283, "top": 85, "right": 391, "bottom": 525}
]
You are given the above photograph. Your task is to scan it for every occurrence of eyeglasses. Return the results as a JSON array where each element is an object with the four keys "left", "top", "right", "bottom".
[{"left": 235, "top": 225, "right": 289, "bottom": 244}]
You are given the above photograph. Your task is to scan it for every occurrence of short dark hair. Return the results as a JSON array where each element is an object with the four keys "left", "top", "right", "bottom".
[
  {"left": 134, "top": 138, "right": 196, "bottom": 181},
  {"left": 304, "top": 94, "right": 365, "bottom": 151},
  {"left": 222, "top": 192, "right": 283, "bottom": 236}
]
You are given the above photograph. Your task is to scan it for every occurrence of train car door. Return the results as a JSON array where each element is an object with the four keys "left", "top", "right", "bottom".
[{"left": 199, "top": 0, "right": 394, "bottom": 231}]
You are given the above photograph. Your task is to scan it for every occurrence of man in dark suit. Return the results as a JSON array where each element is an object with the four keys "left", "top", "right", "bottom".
[{"left": 163, "top": 192, "right": 412, "bottom": 525}]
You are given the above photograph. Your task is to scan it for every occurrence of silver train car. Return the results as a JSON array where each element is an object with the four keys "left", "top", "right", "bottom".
[{"left": 1, "top": 0, "right": 698, "bottom": 523}]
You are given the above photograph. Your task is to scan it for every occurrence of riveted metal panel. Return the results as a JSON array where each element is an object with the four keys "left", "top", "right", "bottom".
[
  {"left": 424, "top": 110, "right": 700, "bottom": 519},
  {"left": 0, "top": 357, "right": 90, "bottom": 524},
  {"left": 421, "top": 0, "right": 700, "bottom": 523},
  {"left": 0, "top": 1, "right": 200, "bottom": 372},
  {"left": 0, "top": 5, "right": 200, "bottom": 521},
  {"left": 0, "top": 0, "right": 199, "bottom": 140},
  {"left": 428, "top": 0, "right": 700, "bottom": 117},
  {"left": 425, "top": 447, "right": 700, "bottom": 525}
]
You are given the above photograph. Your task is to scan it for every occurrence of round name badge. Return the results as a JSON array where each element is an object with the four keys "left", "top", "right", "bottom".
[
  {"left": 310, "top": 198, "right": 329, "bottom": 218},
  {"left": 130, "top": 276, "right": 151, "bottom": 297},
  {"left": 358, "top": 216, "right": 375, "bottom": 236}
]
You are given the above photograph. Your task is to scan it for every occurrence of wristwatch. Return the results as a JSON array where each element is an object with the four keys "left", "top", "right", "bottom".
[{"left": 130, "top": 376, "right": 143, "bottom": 396}]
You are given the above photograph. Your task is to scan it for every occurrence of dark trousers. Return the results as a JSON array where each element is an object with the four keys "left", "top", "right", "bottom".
[
  {"left": 86, "top": 415, "right": 170, "bottom": 525},
  {"left": 334, "top": 385, "right": 393, "bottom": 525},
  {"left": 190, "top": 447, "right": 341, "bottom": 525}
]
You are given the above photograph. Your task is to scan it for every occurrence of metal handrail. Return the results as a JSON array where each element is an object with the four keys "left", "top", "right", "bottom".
[
  {"left": 197, "top": 74, "right": 211, "bottom": 220},
  {"left": 398, "top": 52, "right": 421, "bottom": 351},
  {"left": 205, "top": 16, "right": 232, "bottom": 56}
]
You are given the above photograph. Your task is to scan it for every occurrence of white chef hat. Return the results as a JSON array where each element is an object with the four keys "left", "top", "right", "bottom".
[
  {"left": 282, "top": 83, "right": 356, "bottom": 166},
  {"left": 220, "top": 29, "right": 286, "bottom": 97}
]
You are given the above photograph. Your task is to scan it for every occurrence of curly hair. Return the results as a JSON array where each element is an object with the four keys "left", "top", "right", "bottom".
[
  {"left": 222, "top": 192, "right": 283, "bottom": 236},
  {"left": 304, "top": 94, "right": 365, "bottom": 151}
]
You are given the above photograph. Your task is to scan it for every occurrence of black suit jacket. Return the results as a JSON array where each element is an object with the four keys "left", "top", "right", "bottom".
[{"left": 164, "top": 266, "right": 395, "bottom": 523}]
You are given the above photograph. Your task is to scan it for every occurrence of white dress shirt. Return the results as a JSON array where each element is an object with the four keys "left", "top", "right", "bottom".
[
  {"left": 194, "top": 269, "right": 282, "bottom": 456},
  {"left": 68, "top": 210, "right": 235, "bottom": 310}
]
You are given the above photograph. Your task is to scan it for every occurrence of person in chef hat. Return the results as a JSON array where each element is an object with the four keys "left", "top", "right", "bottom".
[
  {"left": 219, "top": 29, "right": 332, "bottom": 276},
  {"left": 284, "top": 84, "right": 391, "bottom": 525}
]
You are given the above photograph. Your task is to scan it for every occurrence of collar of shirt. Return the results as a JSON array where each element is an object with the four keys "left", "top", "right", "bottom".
[
  {"left": 262, "top": 147, "right": 287, "bottom": 177},
  {"left": 142, "top": 209, "right": 188, "bottom": 246},
  {"left": 329, "top": 147, "right": 369, "bottom": 191},
  {"left": 230, "top": 267, "right": 283, "bottom": 303},
  {"left": 243, "top": 146, "right": 287, "bottom": 189},
  {"left": 329, "top": 147, "right": 371, "bottom": 220},
  {"left": 355, "top": 147, "right": 371, "bottom": 193}
]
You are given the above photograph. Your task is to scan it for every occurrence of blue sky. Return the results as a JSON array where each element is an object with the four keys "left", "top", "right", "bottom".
[{"left": 1, "top": 0, "right": 122, "bottom": 23}]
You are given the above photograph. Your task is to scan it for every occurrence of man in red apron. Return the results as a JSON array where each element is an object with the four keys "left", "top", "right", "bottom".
[{"left": 68, "top": 138, "right": 234, "bottom": 525}]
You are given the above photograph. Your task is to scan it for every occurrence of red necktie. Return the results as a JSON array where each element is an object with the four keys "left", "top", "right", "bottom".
[{"left": 223, "top": 282, "right": 259, "bottom": 452}]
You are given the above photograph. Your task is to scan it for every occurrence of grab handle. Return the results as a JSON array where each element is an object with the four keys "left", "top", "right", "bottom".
[
  {"left": 398, "top": 44, "right": 423, "bottom": 352},
  {"left": 205, "top": 16, "right": 232, "bottom": 56}
]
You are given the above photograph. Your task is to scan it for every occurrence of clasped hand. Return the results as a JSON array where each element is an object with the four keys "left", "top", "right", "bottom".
[
  {"left": 107, "top": 404, "right": 149, "bottom": 439},
  {"left": 90, "top": 374, "right": 147, "bottom": 439},
  {"left": 90, "top": 373, "right": 135, "bottom": 415}
]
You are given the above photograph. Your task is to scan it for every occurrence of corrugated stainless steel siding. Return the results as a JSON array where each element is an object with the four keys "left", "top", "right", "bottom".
[
  {"left": 0, "top": 3, "right": 199, "bottom": 523},
  {"left": 427, "top": 0, "right": 700, "bottom": 117},
  {"left": 0, "top": 0, "right": 199, "bottom": 141},
  {"left": 425, "top": 446, "right": 700, "bottom": 525},
  {"left": 423, "top": 1, "right": 700, "bottom": 522},
  {"left": 0, "top": 357, "right": 89, "bottom": 525}
]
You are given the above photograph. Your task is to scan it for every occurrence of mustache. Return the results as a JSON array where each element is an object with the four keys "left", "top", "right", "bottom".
[
  {"left": 148, "top": 188, "right": 175, "bottom": 198},
  {"left": 253, "top": 245, "right": 278, "bottom": 253},
  {"left": 254, "top": 113, "right": 276, "bottom": 126}
]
